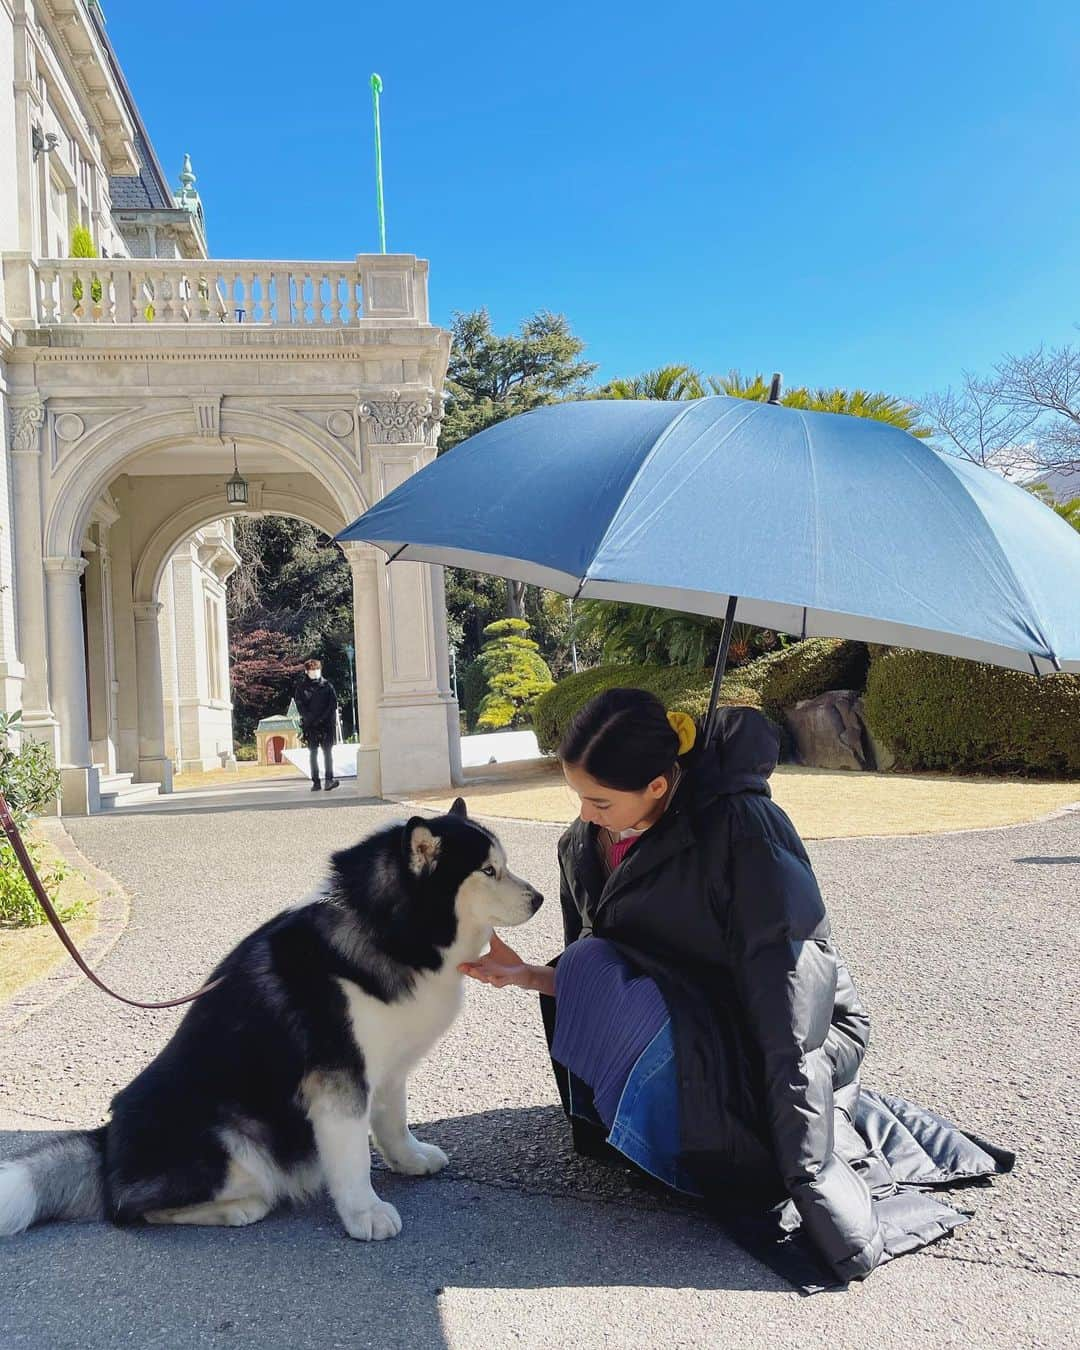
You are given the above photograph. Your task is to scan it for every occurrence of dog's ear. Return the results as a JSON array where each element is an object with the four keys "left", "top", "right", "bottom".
[
  {"left": 403, "top": 818, "right": 441, "bottom": 876},
  {"left": 448, "top": 797, "right": 468, "bottom": 820}
]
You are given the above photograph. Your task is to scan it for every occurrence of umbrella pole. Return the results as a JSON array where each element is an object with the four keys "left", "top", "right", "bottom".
[{"left": 703, "top": 595, "right": 739, "bottom": 745}]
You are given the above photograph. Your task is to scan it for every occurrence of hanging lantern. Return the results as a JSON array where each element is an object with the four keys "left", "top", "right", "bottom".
[{"left": 225, "top": 440, "right": 248, "bottom": 506}]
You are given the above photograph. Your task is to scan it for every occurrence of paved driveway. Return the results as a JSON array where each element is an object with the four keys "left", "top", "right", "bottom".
[{"left": 1, "top": 782, "right": 1077, "bottom": 1348}]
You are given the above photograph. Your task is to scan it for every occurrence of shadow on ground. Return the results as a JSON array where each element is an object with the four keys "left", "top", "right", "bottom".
[{"left": 0, "top": 1107, "right": 794, "bottom": 1350}]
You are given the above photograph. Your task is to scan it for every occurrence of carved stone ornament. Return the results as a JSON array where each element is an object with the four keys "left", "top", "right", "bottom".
[
  {"left": 53, "top": 413, "right": 86, "bottom": 442},
  {"left": 358, "top": 390, "right": 443, "bottom": 446},
  {"left": 8, "top": 395, "right": 46, "bottom": 451},
  {"left": 326, "top": 409, "right": 355, "bottom": 438},
  {"left": 192, "top": 396, "right": 221, "bottom": 438}
]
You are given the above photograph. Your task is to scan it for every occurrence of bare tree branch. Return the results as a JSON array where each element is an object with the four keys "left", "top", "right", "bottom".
[
  {"left": 995, "top": 345, "right": 1080, "bottom": 473},
  {"left": 916, "top": 373, "right": 1039, "bottom": 477}
]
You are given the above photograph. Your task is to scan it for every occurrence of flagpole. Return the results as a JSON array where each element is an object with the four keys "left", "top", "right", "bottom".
[{"left": 370, "top": 73, "right": 387, "bottom": 253}]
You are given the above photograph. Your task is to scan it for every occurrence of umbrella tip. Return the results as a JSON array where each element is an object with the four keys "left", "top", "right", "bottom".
[{"left": 767, "top": 373, "right": 783, "bottom": 405}]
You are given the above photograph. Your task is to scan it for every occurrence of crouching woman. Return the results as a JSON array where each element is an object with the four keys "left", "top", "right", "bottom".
[{"left": 461, "top": 688, "right": 1011, "bottom": 1284}]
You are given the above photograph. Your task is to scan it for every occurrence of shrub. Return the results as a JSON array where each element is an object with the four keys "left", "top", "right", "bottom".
[
  {"left": 70, "top": 226, "right": 102, "bottom": 306},
  {"left": 234, "top": 742, "right": 258, "bottom": 762},
  {"left": 756, "top": 639, "right": 869, "bottom": 717},
  {"left": 0, "top": 841, "right": 73, "bottom": 927},
  {"left": 863, "top": 649, "right": 1080, "bottom": 778},
  {"left": 532, "top": 663, "right": 762, "bottom": 754},
  {"left": 0, "top": 711, "right": 60, "bottom": 823},
  {"left": 474, "top": 619, "right": 555, "bottom": 731},
  {"left": 0, "top": 710, "right": 71, "bottom": 926}
]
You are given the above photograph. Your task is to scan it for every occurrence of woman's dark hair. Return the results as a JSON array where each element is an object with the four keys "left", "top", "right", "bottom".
[{"left": 558, "top": 687, "right": 688, "bottom": 791}]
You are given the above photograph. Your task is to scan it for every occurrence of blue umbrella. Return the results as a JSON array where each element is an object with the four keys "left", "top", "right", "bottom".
[{"left": 338, "top": 394, "right": 1080, "bottom": 738}]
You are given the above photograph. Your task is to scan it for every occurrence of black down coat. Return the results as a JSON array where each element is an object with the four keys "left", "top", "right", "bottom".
[
  {"left": 553, "top": 706, "right": 1012, "bottom": 1282},
  {"left": 293, "top": 677, "right": 338, "bottom": 742}
]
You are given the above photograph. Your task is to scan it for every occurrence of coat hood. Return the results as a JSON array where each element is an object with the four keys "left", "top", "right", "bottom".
[{"left": 693, "top": 705, "right": 780, "bottom": 800}]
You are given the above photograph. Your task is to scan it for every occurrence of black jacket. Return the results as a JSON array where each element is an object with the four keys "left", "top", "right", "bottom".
[
  {"left": 294, "top": 677, "right": 338, "bottom": 739},
  {"left": 555, "top": 706, "right": 1011, "bottom": 1282}
]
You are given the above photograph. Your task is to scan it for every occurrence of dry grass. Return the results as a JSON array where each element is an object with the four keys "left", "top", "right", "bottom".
[
  {"left": 406, "top": 758, "right": 1080, "bottom": 838},
  {"left": 0, "top": 827, "right": 102, "bottom": 1003},
  {"left": 172, "top": 762, "right": 303, "bottom": 791}
]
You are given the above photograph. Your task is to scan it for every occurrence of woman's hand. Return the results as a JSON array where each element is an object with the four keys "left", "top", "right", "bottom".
[{"left": 459, "top": 933, "right": 551, "bottom": 992}]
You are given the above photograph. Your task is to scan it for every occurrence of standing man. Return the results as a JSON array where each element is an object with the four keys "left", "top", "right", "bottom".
[{"left": 295, "top": 658, "right": 340, "bottom": 792}]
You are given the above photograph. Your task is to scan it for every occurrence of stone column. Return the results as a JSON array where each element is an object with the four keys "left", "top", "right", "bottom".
[
  {"left": 133, "top": 600, "right": 174, "bottom": 791},
  {"left": 6, "top": 394, "right": 56, "bottom": 751},
  {"left": 342, "top": 542, "right": 383, "bottom": 795},
  {"left": 43, "top": 556, "right": 99, "bottom": 815},
  {"left": 83, "top": 525, "right": 118, "bottom": 775},
  {"left": 0, "top": 386, "right": 26, "bottom": 716},
  {"left": 107, "top": 493, "right": 140, "bottom": 776},
  {"left": 358, "top": 391, "right": 460, "bottom": 794}
]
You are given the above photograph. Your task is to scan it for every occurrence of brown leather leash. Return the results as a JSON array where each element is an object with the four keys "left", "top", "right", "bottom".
[{"left": 0, "top": 793, "right": 223, "bottom": 1010}]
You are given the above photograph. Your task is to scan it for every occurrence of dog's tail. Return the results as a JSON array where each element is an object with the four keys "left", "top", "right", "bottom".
[{"left": 0, "top": 1127, "right": 106, "bottom": 1235}]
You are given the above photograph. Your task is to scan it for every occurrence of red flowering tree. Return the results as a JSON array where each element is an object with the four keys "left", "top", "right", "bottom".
[{"left": 228, "top": 628, "right": 304, "bottom": 740}]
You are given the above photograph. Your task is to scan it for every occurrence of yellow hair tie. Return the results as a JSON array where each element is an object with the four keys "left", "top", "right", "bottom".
[{"left": 666, "top": 710, "right": 697, "bottom": 755}]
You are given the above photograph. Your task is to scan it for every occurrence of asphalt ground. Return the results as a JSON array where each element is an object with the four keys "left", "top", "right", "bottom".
[{"left": 1, "top": 781, "right": 1077, "bottom": 1349}]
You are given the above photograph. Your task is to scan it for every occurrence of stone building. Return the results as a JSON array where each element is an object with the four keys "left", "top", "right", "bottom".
[{"left": 1, "top": 0, "right": 459, "bottom": 812}]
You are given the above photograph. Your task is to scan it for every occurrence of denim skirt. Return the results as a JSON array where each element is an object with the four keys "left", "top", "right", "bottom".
[{"left": 550, "top": 937, "right": 703, "bottom": 1197}]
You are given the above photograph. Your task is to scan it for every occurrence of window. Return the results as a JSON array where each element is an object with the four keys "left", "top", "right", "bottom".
[{"left": 204, "top": 591, "right": 224, "bottom": 701}]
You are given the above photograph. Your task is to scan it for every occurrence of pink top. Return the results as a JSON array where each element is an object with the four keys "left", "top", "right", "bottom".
[{"left": 607, "top": 835, "right": 639, "bottom": 870}]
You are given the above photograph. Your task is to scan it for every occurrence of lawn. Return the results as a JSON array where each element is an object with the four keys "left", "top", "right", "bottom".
[{"left": 404, "top": 757, "right": 1080, "bottom": 838}]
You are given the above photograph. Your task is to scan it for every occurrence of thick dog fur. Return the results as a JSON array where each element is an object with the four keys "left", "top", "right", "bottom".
[{"left": 0, "top": 800, "right": 542, "bottom": 1241}]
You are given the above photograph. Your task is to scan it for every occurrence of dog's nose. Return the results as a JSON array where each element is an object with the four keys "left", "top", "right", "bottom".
[{"left": 529, "top": 890, "right": 544, "bottom": 913}]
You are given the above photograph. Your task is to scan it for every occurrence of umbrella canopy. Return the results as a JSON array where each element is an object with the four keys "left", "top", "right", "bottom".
[{"left": 338, "top": 395, "right": 1080, "bottom": 677}]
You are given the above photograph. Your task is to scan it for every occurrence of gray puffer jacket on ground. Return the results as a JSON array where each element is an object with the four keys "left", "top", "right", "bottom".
[{"left": 555, "top": 706, "right": 1013, "bottom": 1282}]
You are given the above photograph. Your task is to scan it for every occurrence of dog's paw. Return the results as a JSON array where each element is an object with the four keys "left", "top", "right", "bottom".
[
  {"left": 339, "top": 1197, "right": 402, "bottom": 1242},
  {"left": 384, "top": 1140, "right": 449, "bottom": 1176},
  {"left": 220, "top": 1198, "right": 271, "bottom": 1227}
]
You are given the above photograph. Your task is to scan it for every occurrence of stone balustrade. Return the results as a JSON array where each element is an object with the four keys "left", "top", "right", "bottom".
[{"left": 2, "top": 254, "right": 429, "bottom": 328}]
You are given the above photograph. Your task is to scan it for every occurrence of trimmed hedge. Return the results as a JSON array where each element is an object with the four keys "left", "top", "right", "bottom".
[
  {"left": 757, "top": 640, "right": 869, "bottom": 717},
  {"left": 531, "top": 663, "right": 761, "bottom": 754},
  {"left": 863, "top": 649, "right": 1080, "bottom": 778},
  {"left": 531, "top": 639, "right": 870, "bottom": 754}
]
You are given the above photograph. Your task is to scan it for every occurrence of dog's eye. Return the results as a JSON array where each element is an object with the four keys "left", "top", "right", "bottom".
[{"left": 481, "top": 865, "right": 497, "bottom": 877}]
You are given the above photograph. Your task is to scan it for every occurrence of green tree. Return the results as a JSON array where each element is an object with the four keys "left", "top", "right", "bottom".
[
  {"left": 600, "top": 364, "right": 706, "bottom": 400},
  {"left": 713, "top": 369, "right": 930, "bottom": 434},
  {"left": 441, "top": 308, "right": 597, "bottom": 632},
  {"left": 474, "top": 619, "right": 555, "bottom": 731},
  {"left": 441, "top": 309, "right": 597, "bottom": 454},
  {"left": 227, "top": 517, "right": 355, "bottom": 738}
]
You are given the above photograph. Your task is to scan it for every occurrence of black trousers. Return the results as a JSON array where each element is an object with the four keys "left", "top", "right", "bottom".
[{"left": 308, "top": 732, "right": 335, "bottom": 784}]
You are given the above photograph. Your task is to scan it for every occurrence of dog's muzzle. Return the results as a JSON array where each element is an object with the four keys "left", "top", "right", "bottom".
[{"left": 527, "top": 888, "right": 544, "bottom": 914}]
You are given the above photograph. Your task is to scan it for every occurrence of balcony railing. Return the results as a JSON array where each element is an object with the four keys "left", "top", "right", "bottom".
[{"left": 1, "top": 254, "right": 429, "bottom": 328}]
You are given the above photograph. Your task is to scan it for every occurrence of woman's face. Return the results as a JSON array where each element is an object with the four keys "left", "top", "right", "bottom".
[{"left": 562, "top": 760, "right": 670, "bottom": 833}]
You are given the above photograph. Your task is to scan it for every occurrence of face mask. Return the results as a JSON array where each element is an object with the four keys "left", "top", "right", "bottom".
[{"left": 307, "top": 670, "right": 321, "bottom": 680}]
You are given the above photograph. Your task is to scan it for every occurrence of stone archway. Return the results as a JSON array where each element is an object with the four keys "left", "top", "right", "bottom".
[
  {"left": 128, "top": 495, "right": 384, "bottom": 795},
  {"left": 13, "top": 389, "right": 458, "bottom": 812}
]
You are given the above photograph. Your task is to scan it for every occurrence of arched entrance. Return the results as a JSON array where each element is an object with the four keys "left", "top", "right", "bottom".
[
  {"left": 268, "top": 736, "right": 285, "bottom": 764},
  {"left": 17, "top": 392, "right": 460, "bottom": 812}
]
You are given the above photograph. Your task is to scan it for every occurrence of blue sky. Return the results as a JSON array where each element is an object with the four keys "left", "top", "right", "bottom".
[{"left": 103, "top": 0, "right": 1079, "bottom": 398}]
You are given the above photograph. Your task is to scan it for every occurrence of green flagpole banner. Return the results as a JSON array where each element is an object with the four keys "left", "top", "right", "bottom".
[{"left": 370, "top": 73, "right": 387, "bottom": 254}]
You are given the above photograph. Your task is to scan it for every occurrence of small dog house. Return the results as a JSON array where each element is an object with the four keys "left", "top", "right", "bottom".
[{"left": 255, "top": 700, "right": 302, "bottom": 766}]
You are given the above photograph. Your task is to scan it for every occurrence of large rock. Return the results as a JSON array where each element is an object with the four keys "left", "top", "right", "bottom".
[{"left": 785, "top": 689, "right": 875, "bottom": 771}]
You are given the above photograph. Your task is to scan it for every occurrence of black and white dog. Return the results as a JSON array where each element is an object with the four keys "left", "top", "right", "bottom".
[{"left": 0, "top": 801, "right": 542, "bottom": 1241}]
